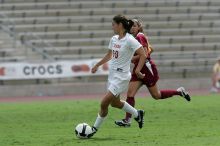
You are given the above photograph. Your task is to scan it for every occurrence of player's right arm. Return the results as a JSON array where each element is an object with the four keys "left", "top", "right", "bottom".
[{"left": 91, "top": 50, "right": 112, "bottom": 73}]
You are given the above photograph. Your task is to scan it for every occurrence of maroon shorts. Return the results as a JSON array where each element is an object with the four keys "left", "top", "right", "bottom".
[{"left": 131, "top": 60, "right": 159, "bottom": 87}]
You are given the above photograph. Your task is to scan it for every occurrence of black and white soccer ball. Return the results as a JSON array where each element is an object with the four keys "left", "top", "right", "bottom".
[{"left": 75, "top": 123, "right": 92, "bottom": 139}]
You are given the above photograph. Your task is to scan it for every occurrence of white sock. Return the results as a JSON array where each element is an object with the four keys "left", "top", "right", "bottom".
[
  {"left": 93, "top": 113, "right": 106, "bottom": 129},
  {"left": 122, "top": 101, "right": 138, "bottom": 118}
]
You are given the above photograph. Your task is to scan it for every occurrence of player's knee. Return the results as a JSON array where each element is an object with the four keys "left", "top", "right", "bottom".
[
  {"left": 153, "top": 96, "right": 161, "bottom": 100},
  {"left": 151, "top": 94, "right": 161, "bottom": 100},
  {"left": 110, "top": 102, "right": 120, "bottom": 108},
  {"left": 110, "top": 102, "right": 117, "bottom": 108}
]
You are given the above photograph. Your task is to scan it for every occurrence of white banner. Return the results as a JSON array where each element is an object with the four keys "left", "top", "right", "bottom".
[{"left": 0, "top": 59, "right": 109, "bottom": 80}]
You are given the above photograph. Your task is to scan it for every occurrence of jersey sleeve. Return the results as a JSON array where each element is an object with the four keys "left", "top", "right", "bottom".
[
  {"left": 136, "top": 34, "right": 148, "bottom": 48},
  {"left": 129, "top": 36, "right": 142, "bottom": 52},
  {"left": 136, "top": 33, "right": 151, "bottom": 57},
  {"left": 108, "top": 37, "right": 113, "bottom": 50}
]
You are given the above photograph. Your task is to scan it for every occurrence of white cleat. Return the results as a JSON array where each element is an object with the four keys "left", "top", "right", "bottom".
[
  {"left": 177, "top": 87, "right": 191, "bottom": 101},
  {"left": 210, "top": 87, "right": 218, "bottom": 93}
]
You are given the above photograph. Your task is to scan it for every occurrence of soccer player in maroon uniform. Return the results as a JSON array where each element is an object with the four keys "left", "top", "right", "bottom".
[{"left": 115, "top": 19, "right": 191, "bottom": 127}]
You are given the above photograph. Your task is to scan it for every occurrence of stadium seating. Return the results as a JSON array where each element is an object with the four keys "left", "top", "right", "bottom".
[{"left": 0, "top": 0, "right": 220, "bottom": 83}]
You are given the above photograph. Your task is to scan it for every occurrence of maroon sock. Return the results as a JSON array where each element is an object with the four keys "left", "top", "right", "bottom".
[
  {"left": 125, "top": 97, "right": 135, "bottom": 121},
  {"left": 160, "top": 90, "right": 181, "bottom": 99}
]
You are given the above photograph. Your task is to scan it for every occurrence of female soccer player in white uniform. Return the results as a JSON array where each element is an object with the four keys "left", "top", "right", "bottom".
[{"left": 88, "top": 15, "right": 147, "bottom": 138}]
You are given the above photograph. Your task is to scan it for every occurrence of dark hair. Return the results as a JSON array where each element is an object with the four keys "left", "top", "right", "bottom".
[{"left": 113, "top": 14, "right": 134, "bottom": 33}]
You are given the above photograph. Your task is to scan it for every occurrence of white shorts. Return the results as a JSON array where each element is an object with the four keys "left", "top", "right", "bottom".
[{"left": 107, "top": 69, "right": 131, "bottom": 97}]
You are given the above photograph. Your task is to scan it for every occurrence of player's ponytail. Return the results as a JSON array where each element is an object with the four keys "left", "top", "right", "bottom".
[
  {"left": 113, "top": 14, "right": 134, "bottom": 33},
  {"left": 126, "top": 19, "right": 134, "bottom": 33}
]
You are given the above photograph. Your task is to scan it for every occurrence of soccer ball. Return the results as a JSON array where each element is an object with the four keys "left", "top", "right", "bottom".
[{"left": 75, "top": 123, "right": 93, "bottom": 139}]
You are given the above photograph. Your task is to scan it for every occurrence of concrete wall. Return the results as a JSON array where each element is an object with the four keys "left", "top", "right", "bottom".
[{"left": 0, "top": 78, "right": 211, "bottom": 97}]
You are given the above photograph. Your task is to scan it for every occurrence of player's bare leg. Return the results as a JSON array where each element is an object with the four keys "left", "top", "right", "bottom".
[
  {"left": 90, "top": 91, "right": 145, "bottom": 138},
  {"left": 115, "top": 81, "right": 142, "bottom": 127},
  {"left": 90, "top": 91, "right": 115, "bottom": 138},
  {"left": 111, "top": 94, "right": 145, "bottom": 129}
]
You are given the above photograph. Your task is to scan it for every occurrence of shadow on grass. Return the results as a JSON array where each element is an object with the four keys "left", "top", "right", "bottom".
[{"left": 74, "top": 136, "right": 126, "bottom": 141}]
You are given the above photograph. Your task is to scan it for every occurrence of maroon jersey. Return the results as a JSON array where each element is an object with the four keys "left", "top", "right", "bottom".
[
  {"left": 136, "top": 33, "right": 148, "bottom": 49},
  {"left": 131, "top": 32, "right": 159, "bottom": 87},
  {"left": 134, "top": 32, "right": 151, "bottom": 61}
]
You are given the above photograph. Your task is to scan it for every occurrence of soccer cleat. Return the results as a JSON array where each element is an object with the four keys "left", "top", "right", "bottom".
[
  {"left": 134, "top": 110, "right": 145, "bottom": 129},
  {"left": 210, "top": 87, "right": 218, "bottom": 93},
  {"left": 87, "top": 126, "right": 98, "bottom": 138},
  {"left": 177, "top": 87, "right": 191, "bottom": 101},
  {"left": 115, "top": 119, "right": 131, "bottom": 127}
]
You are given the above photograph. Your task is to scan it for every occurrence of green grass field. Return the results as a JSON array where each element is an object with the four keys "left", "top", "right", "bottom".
[{"left": 0, "top": 94, "right": 220, "bottom": 146}]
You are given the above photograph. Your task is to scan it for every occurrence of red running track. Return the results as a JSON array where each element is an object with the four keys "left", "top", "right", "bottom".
[{"left": 0, "top": 88, "right": 212, "bottom": 103}]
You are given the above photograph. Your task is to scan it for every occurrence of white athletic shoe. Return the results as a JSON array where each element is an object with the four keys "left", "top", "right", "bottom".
[
  {"left": 177, "top": 87, "right": 191, "bottom": 101},
  {"left": 115, "top": 119, "right": 131, "bottom": 127},
  {"left": 210, "top": 87, "right": 218, "bottom": 93},
  {"left": 87, "top": 126, "right": 98, "bottom": 138}
]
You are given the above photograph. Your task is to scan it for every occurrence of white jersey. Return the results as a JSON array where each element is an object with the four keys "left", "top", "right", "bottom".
[{"left": 108, "top": 33, "right": 142, "bottom": 73}]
